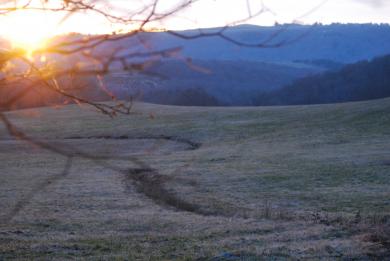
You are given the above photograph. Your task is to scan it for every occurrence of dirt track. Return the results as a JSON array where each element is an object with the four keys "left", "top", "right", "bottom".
[{"left": 2, "top": 135, "right": 205, "bottom": 223}]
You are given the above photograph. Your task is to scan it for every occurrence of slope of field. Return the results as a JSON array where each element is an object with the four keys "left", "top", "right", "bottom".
[{"left": 0, "top": 98, "right": 389, "bottom": 259}]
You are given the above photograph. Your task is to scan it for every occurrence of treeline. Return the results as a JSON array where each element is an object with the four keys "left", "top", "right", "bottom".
[
  {"left": 253, "top": 54, "right": 390, "bottom": 105},
  {"left": 143, "top": 87, "right": 221, "bottom": 106}
]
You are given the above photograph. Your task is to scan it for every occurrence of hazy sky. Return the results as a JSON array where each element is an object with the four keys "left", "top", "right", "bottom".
[
  {"left": 178, "top": 0, "right": 390, "bottom": 28},
  {"left": 1, "top": 0, "right": 390, "bottom": 49}
]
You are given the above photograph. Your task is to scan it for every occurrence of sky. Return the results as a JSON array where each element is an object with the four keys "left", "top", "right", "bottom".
[
  {"left": 176, "top": 0, "right": 390, "bottom": 28},
  {"left": 0, "top": 0, "right": 390, "bottom": 50}
]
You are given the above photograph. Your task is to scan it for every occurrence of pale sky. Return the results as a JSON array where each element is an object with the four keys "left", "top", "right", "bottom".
[
  {"left": 0, "top": 0, "right": 390, "bottom": 50},
  {"left": 176, "top": 0, "right": 390, "bottom": 28}
]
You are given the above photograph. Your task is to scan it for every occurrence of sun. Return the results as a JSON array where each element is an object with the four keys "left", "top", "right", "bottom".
[{"left": 1, "top": 10, "right": 56, "bottom": 55}]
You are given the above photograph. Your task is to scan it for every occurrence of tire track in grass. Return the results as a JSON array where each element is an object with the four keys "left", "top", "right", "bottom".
[{"left": 2, "top": 135, "right": 207, "bottom": 223}]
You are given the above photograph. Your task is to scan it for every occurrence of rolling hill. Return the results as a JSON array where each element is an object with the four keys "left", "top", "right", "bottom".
[
  {"left": 106, "top": 59, "right": 321, "bottom": 106},
  {"left": 1, "top": 98, "right": 389, "bottom": 259},
  {"left": 254, "top": 54, "right": 390, "bottom": 105},
  {"left": 101, "top": 23, "right": 390, "bottom": 63},
  {"left": 79, "top": 23, "right": 390, "bottom": 106},
  {"left": 3, "top": 23, "right": 390, "bottom": 108}
]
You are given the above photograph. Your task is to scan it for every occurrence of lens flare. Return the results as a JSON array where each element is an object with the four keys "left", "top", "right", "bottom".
[{"left": 2, "top": 10, "right": 54, "bottom": 57}]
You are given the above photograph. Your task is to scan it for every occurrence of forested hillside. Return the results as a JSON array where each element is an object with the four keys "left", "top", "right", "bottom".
[
  {"left": 3, "top": 23, "right": 390, "bottom": 108},
  {"left": 106, "top": 59, "right": 320, "bottom": 106},
  {"left": 254, "top": 55, "right": 390, "bottom": 105}
]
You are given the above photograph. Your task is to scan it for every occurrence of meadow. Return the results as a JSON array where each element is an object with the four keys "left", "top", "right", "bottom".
[{"left": 1, "top": 98, "right": 389, "bottom": 260}]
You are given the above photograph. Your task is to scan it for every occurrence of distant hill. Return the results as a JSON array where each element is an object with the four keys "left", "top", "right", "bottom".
[
  {"left": 3, "top": 23, "right": 390, "bottom": 65},
  {"left": 3, "top": 23, "right": 390, "bottom": 108},
  {"left": 105, "top": 59, "right": 321, "bottom": 106},
  {"left": 103, "top": 23, "right": 390, "bottom": 64},
  {"left": 253, "top": 54, "right": 390, "bottom": 105}
]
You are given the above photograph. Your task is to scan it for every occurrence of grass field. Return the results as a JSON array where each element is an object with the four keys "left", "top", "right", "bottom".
[{"left": 1, "top": 98, "right": 390, "bottom": 260}]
